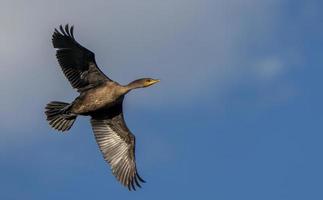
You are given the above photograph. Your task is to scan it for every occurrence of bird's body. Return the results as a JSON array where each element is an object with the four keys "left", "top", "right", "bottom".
[
  {"left": 45, "top": 25, "right": 159, "bottom": 190},
  {"left": 71, "top": 81, "right": 125, "bottom": 115}
]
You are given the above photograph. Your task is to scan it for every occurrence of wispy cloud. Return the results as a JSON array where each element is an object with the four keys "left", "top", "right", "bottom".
[{"left": 254, "top": 57, "right": 285, "bottom": 81}]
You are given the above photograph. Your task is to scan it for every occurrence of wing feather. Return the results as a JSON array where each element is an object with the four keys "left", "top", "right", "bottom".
[
  {"left": 90, "top": 105, "right": 145, "bottom": 190},
  {"left": 52, "top": 24, "right": 111, "bottom": 91}
]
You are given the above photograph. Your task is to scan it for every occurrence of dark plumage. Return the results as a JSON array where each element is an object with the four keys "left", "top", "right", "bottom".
[{"left": 45, "top": 24, "right": 159, "bottom": 190}]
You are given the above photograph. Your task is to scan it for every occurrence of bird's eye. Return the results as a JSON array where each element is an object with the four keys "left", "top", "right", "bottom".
[{"left": 147, "top": 80, "right": 151, "bottom": 82}]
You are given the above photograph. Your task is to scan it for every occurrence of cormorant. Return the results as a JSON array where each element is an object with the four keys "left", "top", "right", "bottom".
[{"left": 45, "top": 25, "right": 159, "bottom": 190}]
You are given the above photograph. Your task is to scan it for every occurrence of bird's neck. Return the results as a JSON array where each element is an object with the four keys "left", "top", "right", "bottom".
[{"left": 124, "top": 81, "right": 144, "bottom": 91}]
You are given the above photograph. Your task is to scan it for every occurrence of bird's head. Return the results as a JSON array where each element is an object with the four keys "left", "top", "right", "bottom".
[{"left": 127, "top": 78, "right": 160, "bottom": 89}]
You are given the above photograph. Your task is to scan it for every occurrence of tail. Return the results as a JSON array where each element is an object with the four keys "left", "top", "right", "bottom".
[{"left": 45, "top": 101, "right": 77, "bottom": 132}]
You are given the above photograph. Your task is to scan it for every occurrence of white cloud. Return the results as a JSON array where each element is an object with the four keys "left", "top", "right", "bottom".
[{"left": 254, "top": 57, "right": 285, "bottom": 80}]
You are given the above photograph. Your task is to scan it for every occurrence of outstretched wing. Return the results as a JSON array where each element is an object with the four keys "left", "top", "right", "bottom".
[
  {"left": 52, "top": 24, "right": 111, "bottom": 91},
  {"left": 90, "top": 103, "right": 145, "bottom": 190}
]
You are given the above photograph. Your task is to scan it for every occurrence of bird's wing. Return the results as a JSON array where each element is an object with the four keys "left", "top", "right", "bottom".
[
  {"left": 52, "top": 24, "right": 112, "bottom": 92},
  {"left": 90, "top": 102, "right": 145, "bottom": 190}
]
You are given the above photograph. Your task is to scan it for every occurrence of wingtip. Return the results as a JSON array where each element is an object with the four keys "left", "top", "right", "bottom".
[
  {"left": 125, "top": 175, "right": 145, "bottom": 191},
  {"left": 70, "top": 25, "right": 74, "bottom": 38},
  {"left": 54, "top": 24, "right": 75, "bottom": 38},
  {"left": 134, "top": 176, "right": 142, "bottom": 188},
  {"left": 131, "top": 180, "right": 136, "bottom": 191},
  {"left": 136, "top": 172, "right": 146, "bottom": 183},
  {"left": 65, "top": 24, "right": 69, "bottom": 36}
]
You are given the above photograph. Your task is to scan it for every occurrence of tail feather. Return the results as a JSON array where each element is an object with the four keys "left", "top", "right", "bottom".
[{"left": 45, "top": 101, "right": 76, "bottom": 132}]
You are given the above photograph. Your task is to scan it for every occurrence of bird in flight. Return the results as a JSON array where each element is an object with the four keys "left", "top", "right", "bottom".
[{"left": 45, "top": 24, "right": 159, "bottom": 190}]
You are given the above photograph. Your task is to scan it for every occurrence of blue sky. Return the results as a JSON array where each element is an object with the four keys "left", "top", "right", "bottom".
[{"left": 1, "top": 0, "right": 323, "bottom": 199}]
